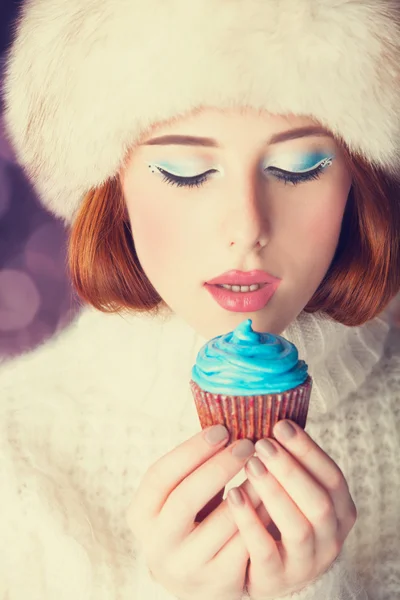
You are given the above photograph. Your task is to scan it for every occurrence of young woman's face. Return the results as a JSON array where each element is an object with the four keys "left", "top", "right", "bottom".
[{"left": 121, "top": 108, "right": 352, "bottom": 339}]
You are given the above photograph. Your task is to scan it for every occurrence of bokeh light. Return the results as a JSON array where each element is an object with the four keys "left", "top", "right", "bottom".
[
  {"left": 0, "top": 269, "right": 41, "bottom": 331},
  {"left": 25, "top": 222, "right": 68, "bottom": 279}
]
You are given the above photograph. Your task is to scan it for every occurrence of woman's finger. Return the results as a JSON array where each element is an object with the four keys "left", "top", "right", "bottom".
[
  {"left": 186, "top": 477, "right": 271, "bottom": 563},
  {"left": 157, "top": 438, "right": 255, "bottom": 547},
  {"left": 254, "top": 436, "right": 338, "bottom": 547},
  {"left": 128, "top": 425, "right": 230, "bottom": 538},
  {"left": 207, "top": 488, "right": 281, "bottom": 581},
  {"left": 244, "top": 456, "right": 316, "bottom": 566},
  {"left": 226, "top": 487, "right": 282, "bottom": 572},
  {"left": 193, "top": 451, "right": 267, "bottom": 523},
  {"left": 272, "top": 420, "right": 357, "bottom": 536}
]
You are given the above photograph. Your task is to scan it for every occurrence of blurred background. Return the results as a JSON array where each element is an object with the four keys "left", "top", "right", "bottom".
[
  {"left": 0, "top": 0, "right": 80, "bottom": 359},
  {"left": 0, "top": 1, "right": 398, "bottom": 360}
]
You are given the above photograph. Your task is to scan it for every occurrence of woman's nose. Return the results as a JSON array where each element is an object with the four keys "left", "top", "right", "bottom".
[{"left": 222, "top": 182, "right": 270, "bottom": 252}]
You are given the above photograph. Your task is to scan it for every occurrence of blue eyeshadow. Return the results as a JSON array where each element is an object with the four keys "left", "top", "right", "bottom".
[
  {"left": 293, "top": 152, "right": 333, "bottom": 171},
  {"left": 268, "top": 151, "right": 335, "bottom": 172},
  {"left": 152, "top": 160, "right": 198, "bottom": 176}
]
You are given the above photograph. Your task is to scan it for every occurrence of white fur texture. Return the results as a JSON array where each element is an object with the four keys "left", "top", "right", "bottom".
[{"left": 2, "top": 0, "right": 400, "bottom": 223}]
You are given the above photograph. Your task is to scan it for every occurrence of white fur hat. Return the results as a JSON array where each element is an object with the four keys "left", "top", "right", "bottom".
[{"left": 2, "top": 0, "right": 400, "bottom": 224}]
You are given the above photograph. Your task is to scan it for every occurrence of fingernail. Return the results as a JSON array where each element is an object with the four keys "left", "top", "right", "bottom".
[
  {"left": 204, "top": 424, "right": 229, "bottom": 445},
  {"left": 255, "top": 438, "right": 277, "bottom": 457},
  {"left": 228, "top": 487, "right": 244, "bottom": 506},
  {"left": 232, "top": 439, "right": 255, "bottom": 459},
  {"left": 275, "top": 420, "right": 296, "bottom": 441}
]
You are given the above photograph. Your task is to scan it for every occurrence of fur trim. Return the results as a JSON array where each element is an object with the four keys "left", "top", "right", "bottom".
[{"left": 2, "top": 0, "right": 400, "bottom": 223}]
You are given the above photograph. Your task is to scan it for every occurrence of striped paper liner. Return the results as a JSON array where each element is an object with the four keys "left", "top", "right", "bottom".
[{"left": 190, "top": 375, "right": 312, "bottom": 443}]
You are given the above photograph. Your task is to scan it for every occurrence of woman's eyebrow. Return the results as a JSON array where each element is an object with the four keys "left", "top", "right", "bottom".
[{"left": 142, "top": 126, "right": 333, "bottom": 148}]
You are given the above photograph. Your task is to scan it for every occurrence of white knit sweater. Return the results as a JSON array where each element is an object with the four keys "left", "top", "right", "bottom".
[{"left": 0, "top": 306, "right": 399, "bottom": 600}]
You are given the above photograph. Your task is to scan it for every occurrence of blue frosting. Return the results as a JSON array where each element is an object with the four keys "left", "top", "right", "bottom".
[{"left": 191, "top": 319, "right": 308, "bottom": 395}]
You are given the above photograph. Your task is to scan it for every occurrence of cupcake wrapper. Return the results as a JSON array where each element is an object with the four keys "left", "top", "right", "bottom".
[{"left": 190, "top": 376, "right": 312, "bottom": 443}]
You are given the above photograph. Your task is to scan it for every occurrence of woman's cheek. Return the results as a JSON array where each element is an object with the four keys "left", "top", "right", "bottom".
[
  {"left": 131, "top": 202, "right": 167, "bottom": 266},
  {"left": 127, "top": 193, "right": 187, "bottom": 283}
]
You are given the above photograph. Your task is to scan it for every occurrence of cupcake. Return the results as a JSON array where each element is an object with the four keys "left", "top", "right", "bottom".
[{"left": 190, "top": 318, "right": 312, "bottom": 443}]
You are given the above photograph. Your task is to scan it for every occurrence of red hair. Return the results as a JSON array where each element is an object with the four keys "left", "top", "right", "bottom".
[{"left": 68, "top": 149, "right": 400, "bottom": 326}]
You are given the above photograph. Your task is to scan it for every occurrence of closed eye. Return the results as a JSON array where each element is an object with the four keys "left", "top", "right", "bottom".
[
  {"left": 155, "top": 157, "right": 333, "bottom": 189},
  {"left": 267, "top": 163, "right": 327, "bottom": 186},
  {"left": 156, "top": 167, "right": 218, "bottom": 188},
  {"left": 267, "top": 157, "right": 333, "bottom": 185}
]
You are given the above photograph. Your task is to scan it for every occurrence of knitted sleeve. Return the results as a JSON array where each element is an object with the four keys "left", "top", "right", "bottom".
[
  {"left": 133, "top": 546, "right": 367, "bottom": 600},
  {"left": 0, "top": 313, "right": 141, "bottom": 600},
  {"left": 273, "top": 558, "right": 368, "bottom": 600},
  {"left": 0, "top": 419, "right": 98, "bottom": 599}
]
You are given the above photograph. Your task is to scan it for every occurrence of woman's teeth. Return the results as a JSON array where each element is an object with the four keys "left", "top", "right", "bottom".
[{"left": 217, "top": 283, "right": 264, "bottom": 293}]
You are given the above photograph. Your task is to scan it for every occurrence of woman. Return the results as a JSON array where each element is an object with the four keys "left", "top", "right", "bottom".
[{"left": 1, "top": 1, "right": 400, "bottom": 599}]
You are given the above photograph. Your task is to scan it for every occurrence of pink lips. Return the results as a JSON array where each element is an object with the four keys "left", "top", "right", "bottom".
[
  {"left": 204, "top": 269, "right": 281, "bottom": 313},
  {"left": 206, "top": 269, "right": 280, "bottom": 286}
]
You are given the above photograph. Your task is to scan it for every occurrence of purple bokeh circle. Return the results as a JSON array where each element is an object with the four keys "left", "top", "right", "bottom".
[
  {"left": 0, "top": 269, "right": 41, "bottom": 331},
  {"left": 25, "top": 221, "right": 68, "bottom": 279}
]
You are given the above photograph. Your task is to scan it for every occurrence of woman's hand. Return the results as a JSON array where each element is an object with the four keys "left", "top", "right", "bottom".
[
  {"left": 127, "top": 425, "right": 268, "bottom": 600},
  {"left": 227, "top": 419, "right": 358, "bottom": 600}
]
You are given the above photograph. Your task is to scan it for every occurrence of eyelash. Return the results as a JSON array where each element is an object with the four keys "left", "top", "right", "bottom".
[{"left": 156, "top": 164, "right": 327, "bottom": 189}]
